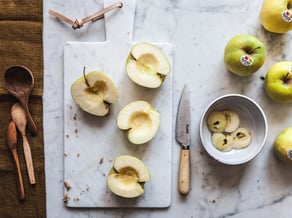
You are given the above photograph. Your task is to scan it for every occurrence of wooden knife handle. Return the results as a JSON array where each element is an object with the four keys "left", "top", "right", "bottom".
[{"left": 178, "top": 149, "right": 190, "bottom": 195}]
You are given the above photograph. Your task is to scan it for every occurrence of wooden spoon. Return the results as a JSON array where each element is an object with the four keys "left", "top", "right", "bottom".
[
  {"left": 7, "top": 120, "right": 25, "bottom": 201},
  {"left": 11, "top": 102, "right": 36, "bottom": 185},
  {"left": 4, "top": 65, "right": 37, "bottom": 136}
]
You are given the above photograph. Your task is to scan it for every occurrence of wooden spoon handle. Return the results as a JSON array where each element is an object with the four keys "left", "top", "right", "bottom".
[
  {"left": 178, "top": 149, "right": 190, "bottom": 195},
  {"left": 12, "top": 150, "right": 25, "bottom": 201},
  {"left": 22, "top": 135, "right": 36, "bottom": 184},
  {"left": 20, "top": 99, "right": 37, "bottom": 136},
  {"left": 25, "top": 107, "right": 37, "bottom": 136}
]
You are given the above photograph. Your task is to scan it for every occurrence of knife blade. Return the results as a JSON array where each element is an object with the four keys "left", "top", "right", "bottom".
[{"left": 175, "top": 84, "right": 191, "bottom": 195}]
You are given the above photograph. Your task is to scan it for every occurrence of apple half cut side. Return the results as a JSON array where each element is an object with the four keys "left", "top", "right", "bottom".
[
  {"left": 107, "top": 155, "right": 151, "bottom": 198},
  {"left": 126, "top": 42, "right": 171, "bottom": 88},
  {"left": 71, "top": 71, "right": 118, "bottom": 116},
  {"left": 117, "top": 100, "right": 160, "bottom": 144}
]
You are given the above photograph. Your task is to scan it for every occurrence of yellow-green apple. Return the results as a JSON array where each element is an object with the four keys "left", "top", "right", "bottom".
[
  {"left": 260, "top": 0, "right": 292, "bottom": 33},
  {"left": 264, "top": 62, "right": 292, "bottom": 103},
  {"left": 126, "top": 42, "right": 171, "bottom": 88},
  {"left": 224, "top": 34, "right": 266, "bottom": 76},
  {"left": 117, "top": 100, "right": 160, "bottom": 144},
  {"left": 71, "top": 70, "right": 118, "bottom": 116},
  {"left": 273, "top": 127, "right": 292, "bottom": 164},
  {"left": 107, "top": 155, "right": 151, "bottom": 198}
]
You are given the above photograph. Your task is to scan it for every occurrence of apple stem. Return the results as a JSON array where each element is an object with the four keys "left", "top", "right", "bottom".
[
  {"left": 83, "top": 66, "right": 91, "bottom": 88},
  {"left": 247, "top": 46, "right": 261, "bottom": 54},
  {"left": 283, "top": 72, "right": 291, "bottom": 84}
]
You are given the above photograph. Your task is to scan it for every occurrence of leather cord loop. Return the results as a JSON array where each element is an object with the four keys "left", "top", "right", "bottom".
[{"left": 49, "top": 2, "right": 123, "bottom": 29}]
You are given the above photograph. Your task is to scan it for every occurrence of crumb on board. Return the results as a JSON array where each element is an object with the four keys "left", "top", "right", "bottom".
[
  {"left": 69, "top": 105, "right": 72, "bottom": 109},
  {"left": 76, "top": 153, "right": 80, "bottom": 157},
  {"left": 73, "top": 197, "right": 80, "bottom": 202},
  {"left": 86, "top": 186, "right": 90, "bottom": 192},
  {"left": 63, "top": 193, "right": 70, "bottom": 203},
  {"left": 73, "top": 113, "right": 77, "bottom": 120},
  {"left": 75, "top": 129, "right": 78, "bottom": 134},
  {"left": 99, "top": 157, "right": 104, "bottom": 165},
  {"left": 102, "top": 173, "right": 106, "bottom": 177},
  {"left": 66, "top": 134, "right": 69, "bottom": 138},
  {"left": 64, "top": 153, "right": 68, "bottom": 157},
  {"left": 64, "top": 181, "right": 71, "bottom": 191}
]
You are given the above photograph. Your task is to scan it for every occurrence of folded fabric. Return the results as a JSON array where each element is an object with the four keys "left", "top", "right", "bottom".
[{"left": 0, "top": 1, "right": 46, "bottom": 217}]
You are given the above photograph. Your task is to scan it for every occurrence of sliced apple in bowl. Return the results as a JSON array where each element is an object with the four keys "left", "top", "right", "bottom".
[
  {"left": 70, "top": 70, "right": 118, "bottom": 116},
  {"left": 107, "top": 155, "right": 151, "bottom": 198},
  {"left": 126, "top": 42, "right": 171, "bottom": 88},
  {"left": 117, "top": 100, "right": 160, "bottom": 144}
]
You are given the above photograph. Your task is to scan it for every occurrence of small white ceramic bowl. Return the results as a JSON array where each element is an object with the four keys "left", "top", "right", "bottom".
[{"left": 199, "top": 94, "right": 268, "bottom": 165}]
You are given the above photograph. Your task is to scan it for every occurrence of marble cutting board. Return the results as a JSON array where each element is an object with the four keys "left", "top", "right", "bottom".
[{"left": 63, "top": 0, "right": 173, "bottom": 208}]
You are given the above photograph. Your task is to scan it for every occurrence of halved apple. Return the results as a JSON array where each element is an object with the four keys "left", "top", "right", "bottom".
[
  {"left": 126, "top": 42, "right": 171, "bottom": 88},
  {"left": 70, "top": 70, "right": 118, "bottom": 116},
  {"left": 107, "top": 155, "right": 151, "bottom": 198},
  {"left": 117, "top": 100, "right": 160, "bottom": 144}
]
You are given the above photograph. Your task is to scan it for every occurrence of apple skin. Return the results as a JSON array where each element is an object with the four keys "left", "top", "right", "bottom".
[
  {"left": 260, "top": 0, "right": 292, "bottom": 34},
  {"left": 264, "top": 62, "right": 292, "bottom": 103},
  {"left": 224, "top": 34, "right": 266, "bottom": 76},
  {"left": 273, "top": 127, "right": 292, "bottom": 164}
]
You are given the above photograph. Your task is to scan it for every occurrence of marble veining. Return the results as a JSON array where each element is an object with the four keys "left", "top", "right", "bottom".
[{"left": 44, "top": 0, "right": 292, "bottom": 217}]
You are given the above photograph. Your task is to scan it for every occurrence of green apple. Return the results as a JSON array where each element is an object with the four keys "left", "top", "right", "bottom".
[
  {"left": 273, "top": 127, "right": 292, "bottom": 164},
  {"left": 264, "top": 62, "right": 292, "bottom": 103},
  {"left": 71, "top": 70, "right": 118, "bottom": 116},
  {"left": 260, "top": 0, "right": 292, "bottom": 33},
  {"left": 126, "top": 42, "right": 171, "bottom": 88},
  {"left": 117, "top": 100, "right": 160, "bottom": 144},
  {"left": 107, "top": 155, "right": 151, "bottom": 198},
  {"left": 224, "top": 34, "right": 266, "bottom": 76}
]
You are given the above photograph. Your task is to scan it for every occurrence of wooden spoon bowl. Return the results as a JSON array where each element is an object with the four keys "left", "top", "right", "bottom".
[{"left": 4, "top": 65, "right": 37, "bottom": 135}]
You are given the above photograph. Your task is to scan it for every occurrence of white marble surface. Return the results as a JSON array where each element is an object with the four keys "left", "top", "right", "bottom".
[{"left": 43, "top": 0, "right": 292, "bottom": 217}]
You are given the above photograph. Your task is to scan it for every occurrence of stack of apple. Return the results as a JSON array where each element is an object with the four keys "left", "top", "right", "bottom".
[
  {"left": 70, "top": 42, "right": 171, "bottom": 197},
  {"left": 223, "top": 0, "right": 292, "bottom": 165}
]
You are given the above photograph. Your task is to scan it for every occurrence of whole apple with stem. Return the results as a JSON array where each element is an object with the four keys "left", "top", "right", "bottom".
[
  {"left": 264, "top": 62, "right": 292, "bottom": 103},
  {"left": 273, "top": 127, "right": 292, "bottom": 164},
  {"left": 224, "top": 34, "right": 266, "bottom": 76},
  {"left": 260, "top": 0, "right": 292, "bottom": 33}
]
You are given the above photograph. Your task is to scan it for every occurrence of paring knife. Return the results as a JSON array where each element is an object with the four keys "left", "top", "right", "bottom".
[{"left": 175, "top": 84, "right": 191, "bottom": 195}]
